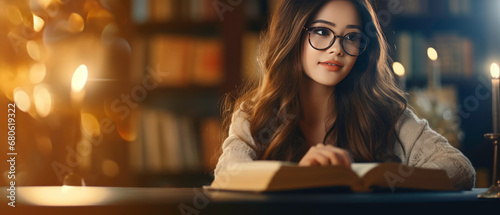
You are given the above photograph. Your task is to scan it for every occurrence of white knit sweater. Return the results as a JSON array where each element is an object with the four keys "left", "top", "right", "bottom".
[{"left": 214, "top": 108, "right": 476, "bottom": 190}]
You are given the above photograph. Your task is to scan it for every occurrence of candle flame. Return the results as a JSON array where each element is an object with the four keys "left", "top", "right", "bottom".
[
  {"left": 427, "top": 47, "right": 438, "bottom": 61},
  {"left": 392, "top": 62, "right": 405, "bottom": 77},
  {"left": 71, "top": 65, "right": 88, "bottom": 93},
  {"left": 491, "top": 63, "right": 500, "bottom": 79}
]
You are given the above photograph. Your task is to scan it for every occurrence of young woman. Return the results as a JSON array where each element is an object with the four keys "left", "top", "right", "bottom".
[{"left": 214, "top": 0, "right": 475, "bottom": 190}]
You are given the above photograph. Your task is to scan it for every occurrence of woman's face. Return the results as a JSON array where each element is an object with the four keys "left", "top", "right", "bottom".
[{"left": 301, "top": 0, "right": 362, "bottom": 87}]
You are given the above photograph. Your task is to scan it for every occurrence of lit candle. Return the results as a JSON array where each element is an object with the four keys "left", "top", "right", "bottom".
[
  {"left": 491, "top": 63, "right": 500, "bottom": 133},
  {"left": 393, "top": 62, "right": 406, "bottom": 89},
  {"left": 427, "top": 47, "right": 440, "bottom": 91}
]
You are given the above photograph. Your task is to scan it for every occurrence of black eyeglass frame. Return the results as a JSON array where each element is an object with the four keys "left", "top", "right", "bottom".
[{"left": 303, "top": 26, "right": 368, "bottom": 56}]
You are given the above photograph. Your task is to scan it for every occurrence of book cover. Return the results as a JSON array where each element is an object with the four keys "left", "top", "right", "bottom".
[{"left": 207, "top": 161, "right": 457, "bottom": 192}]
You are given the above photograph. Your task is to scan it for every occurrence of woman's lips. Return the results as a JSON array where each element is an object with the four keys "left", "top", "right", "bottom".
[{"left": 319, "top": 60, "right": 344, "bottom": 71}]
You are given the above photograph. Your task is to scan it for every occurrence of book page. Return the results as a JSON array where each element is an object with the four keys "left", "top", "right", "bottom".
[
  {"left": 235, "top": 160, "right": 297, "bottom": 171},
  {"left": 351, "top": 163, "right": 379, "bottom": 177}
]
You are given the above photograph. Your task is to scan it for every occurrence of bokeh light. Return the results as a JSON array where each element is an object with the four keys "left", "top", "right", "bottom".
[
  {"left": 33, "top": 84, "right": 53, "bottom": 117},
  {"left": 26, "top": 40, "right": 41, "bottom": 61},
  {"left": 29, "top": 63, "right": 46, "bottom": 84},
  {"left": 68, "top": 13, "right": 85, "bottom": 33},
  {"left": 33, "top": 14, "right": 45, "bottom": 32},
  {"left": 13, "top": 88, "right": 31, "bottom": 112},
  {"left": 393, "top": 62, "right": 405, "bottom": 77},
  {"left": 81, "top": 112, "right": 101, "bottom": 137},
  {"left": 6, "top": 5, "right": 23, "bottom": 25},
  {"left": 427, "top": 47, "right": 438, "bottom": 61},
  {"left": 71, "top": 64, "right": 88, "bottom": 92},
  {"left": 102, "top": 159, "right": 119, "bottom": 177}
]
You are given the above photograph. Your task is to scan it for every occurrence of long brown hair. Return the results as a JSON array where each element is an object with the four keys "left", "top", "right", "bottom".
[{"left": 220, "top": 0, "right": 408, "bottom": 163}]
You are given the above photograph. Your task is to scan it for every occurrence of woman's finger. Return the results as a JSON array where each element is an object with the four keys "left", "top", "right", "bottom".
[
  {"left": 317, "top": 149, "right": 348, "bottom": 167},
  {"left": 318, "top": 145, "right": 352, "bottom": 167}
]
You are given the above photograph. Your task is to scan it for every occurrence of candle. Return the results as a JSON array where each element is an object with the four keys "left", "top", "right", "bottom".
[
  {"left": 491, "top": 63, "right": 500, "bottom": 133},
  {"left": 427, "top": 47, "right": 440, "bottom": 91}
]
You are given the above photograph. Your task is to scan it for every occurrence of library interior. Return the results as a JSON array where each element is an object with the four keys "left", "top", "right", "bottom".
[{"left": 1, "top": 0, "right": 500, "bottom": 193}]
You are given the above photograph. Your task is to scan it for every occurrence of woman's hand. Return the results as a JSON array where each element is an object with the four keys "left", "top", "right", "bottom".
[{"left": 298, "top": 144, "right": 352, "bottom": 168}]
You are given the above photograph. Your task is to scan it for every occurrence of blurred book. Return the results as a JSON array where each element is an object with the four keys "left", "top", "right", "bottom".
[
  {"left": 149, "top": 36, "right": 224, "bottom": 87},
  {"left": 132, "top": 0, "right": 218, "bottom": 23},
  {"left": 395, "top": 32, "right": 427, "bottom": 79},
  {"left": 191, "top": 38, "right": 224, "bottom": 86},
  {"left": 132, "top": 108, "right": 218, "bottom": 173},
  {"left": 149, "top": 35, "right": 193, "bottom": 87},
  {"left": 431, "top": 33, "right": 473, "bottom": 77}
]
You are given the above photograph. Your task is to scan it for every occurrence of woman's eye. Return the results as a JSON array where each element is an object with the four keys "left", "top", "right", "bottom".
[
  {"left": 345, "top": 33, "right": 361, "bottom": 41},
  {"left": 313, "top": 28, "right": 330, "bottom": 36}
]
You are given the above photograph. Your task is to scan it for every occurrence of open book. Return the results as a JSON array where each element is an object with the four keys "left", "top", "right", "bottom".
[{"left": 206, "top": 161, "right": 457, "bottom": 192}]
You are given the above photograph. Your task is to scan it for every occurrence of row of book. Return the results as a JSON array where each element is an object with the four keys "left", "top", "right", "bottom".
[
  {"left": 129, "top": 108, "right": 222, "bottom": 173},
  {"left": 132, "top": 0, "right": 218, "bottom": 23},
  {"left": 395, "top": 32, "right": 473, "bottom": 79},
  {"left": 132, "top": 0, "right": 278, "bottom": 24},
  {"left": 396, "top": 0, "right": 471, "bottom": 16},
  {"left": 149, "top": 35, "right": 224, "bottom": 87}
]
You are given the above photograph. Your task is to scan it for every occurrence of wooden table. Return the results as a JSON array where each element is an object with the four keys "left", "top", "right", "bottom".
[{"left": 1, "top": 186, "right": 498, "bottom": 214}]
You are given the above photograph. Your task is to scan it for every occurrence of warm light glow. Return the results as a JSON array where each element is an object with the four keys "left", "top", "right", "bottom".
[
  {"left": 392, "top": 62, "right": 405, "bottom": 77},
  {"left": 33, "top": 84, "right": 53, "bottom": 117},
  {"left": 71, "top": 65, "right": 88, "bottom": 92},
  {"left": 491, "top": 63, "right": 500, "bottom": 79},
  {"left": 26, "top": 40, "right": 41, "bottom": 61},
  {"left": 33, "top": 14, "right": 45, "bottom": 32},
  {"left": 13, "top": 88, "right": 31, "bottom": 112},
  {"left": 81, "top": 112, "right": 101, "bottom": 136},
  {"left": 68, "top": 13, "right": 85, "bottom": 33},
  {"left": 36, "top": 0, "right": 53, "bottom": 9},
  {"left": 19, "top": 186, "right": 109, "bottom": 206},
  {"left": 29, "top": 63, "right": 46, "bottom": 84},
  {"left": 102, "top": 160, "right": 120, "bottom": 177},
  {"left": 6, "top": 6, "right": 23, "bottom": 25},
  {"left": 427, "top": 47, "right": 438, "bottom": 61}
]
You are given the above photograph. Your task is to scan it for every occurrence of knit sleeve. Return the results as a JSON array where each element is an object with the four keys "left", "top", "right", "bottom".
[
  {"left": 214, "top": 108, "right": 257, "bottom": 178},
  {"left": 395, "top": 108, "right": 476, "bottom": 190}
]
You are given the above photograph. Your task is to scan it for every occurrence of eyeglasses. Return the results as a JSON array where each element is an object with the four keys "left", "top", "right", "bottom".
[{"left": 303, "top": 27, "right": 368, "bottom": 56}]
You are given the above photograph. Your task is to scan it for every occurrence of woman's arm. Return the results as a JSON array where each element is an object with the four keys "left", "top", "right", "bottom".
[
  {"left": 395, "top": 108, "right": 476, "bottom": 190},
  {"left": 214, "top": 109, "right": 257, "bottom": 177}
]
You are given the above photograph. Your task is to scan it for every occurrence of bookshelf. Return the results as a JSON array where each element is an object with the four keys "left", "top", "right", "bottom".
[
  {"left": 379, "top": 0, "right": 483, "bottom": 85},
  {"left": 378, "top": 0, "right": 494, "bottom": 187},
  {"left": 128, "top": 0, "right": 272, "bottom": 187}
]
